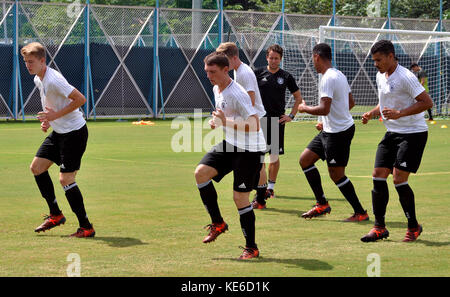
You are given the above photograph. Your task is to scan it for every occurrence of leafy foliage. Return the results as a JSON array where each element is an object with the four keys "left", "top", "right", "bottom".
[{"left": 22, "top": 0, "right": 450, "bottom": 19}]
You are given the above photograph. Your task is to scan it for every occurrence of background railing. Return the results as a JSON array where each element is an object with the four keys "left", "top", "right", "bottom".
[{"left": 1, "top": 0, "right": 449, "bottom": 120}]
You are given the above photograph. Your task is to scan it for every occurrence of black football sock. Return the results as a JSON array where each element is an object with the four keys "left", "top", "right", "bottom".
[
  {"left": 372, "top": 178, "right": 389, "bottom": 228},
  {"left": 63, "top": 182, "right": 92, "bottom": 229},
  {"left": 34, "top": 171, "right": 61, "bottom": 216},
  {"left": 335, "top": 176, "right": 365, "bottom": 214},
  {"left": 302, "top": 165, "right": 327, "bottom": 204},
  {"left": 395, "top": 182, "right": 418, "bottom": 229},
  {"left": 238, "top": 205, "right": 257, "bottom": 249},
  {"left": 256, "top": 183, "right": 267, "bottom": 205},
  {"left": 197, "top": 180, "right": 223, "bottom": 224}
]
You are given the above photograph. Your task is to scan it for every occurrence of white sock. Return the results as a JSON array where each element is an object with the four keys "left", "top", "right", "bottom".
[{"left": 268, "top": 180, "right": 275, "bottom": 190}]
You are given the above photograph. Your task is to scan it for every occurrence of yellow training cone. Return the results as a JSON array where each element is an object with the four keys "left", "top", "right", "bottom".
[
  {"left": 441, "top": 125, "right": 447, "bottom": 129},
  {"left": 132, "top": 120, "right": 155, "bottom": 126},
  {"left": 429, "top": 120, "right": 436, "bottom": 125}
]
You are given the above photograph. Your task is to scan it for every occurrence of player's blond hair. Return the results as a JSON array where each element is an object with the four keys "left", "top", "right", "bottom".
[
  {"left": 20, "top": 42, "right": 46, "bottom": 60},
  {"left": 216, "top": 42, "right": 239, "bottom": 58}
]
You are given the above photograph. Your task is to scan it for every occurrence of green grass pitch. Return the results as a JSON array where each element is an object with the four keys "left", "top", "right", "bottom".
[{"left": 0, "top": 119, "right": 449, "bottom": 277}]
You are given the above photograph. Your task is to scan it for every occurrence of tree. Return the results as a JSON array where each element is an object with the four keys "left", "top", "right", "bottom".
[{"left": 27, "top": 0, "right": 450, "bottom": 20}]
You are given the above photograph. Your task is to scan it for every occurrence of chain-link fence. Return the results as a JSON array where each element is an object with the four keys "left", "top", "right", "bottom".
[{"left": 1, "top": 1, "right": 449, "bottom": 120}]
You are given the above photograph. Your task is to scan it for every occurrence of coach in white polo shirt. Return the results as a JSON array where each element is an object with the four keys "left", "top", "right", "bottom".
[
  {"left": 361, "top": 40, "right": 433, "bottom": 243},
  {"left": 297, "top": 43, "right": 368, "bottom": 222}
]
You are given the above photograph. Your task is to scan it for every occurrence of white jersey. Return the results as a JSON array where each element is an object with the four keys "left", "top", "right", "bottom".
[
  {"left": 234, "top": 63, "right": 266, "bottom": 118},
  {"left": 213, "top": 80, "right": 266, "bottom": 152},
  {"left": 376, "top": 64, "right": 427, "bottom": 133},
  {"left": 319, "top": 68, "right": 354, "bottom": 133},
  {"left": 34, "top": 67, "right": 85, "bottom": 134}
]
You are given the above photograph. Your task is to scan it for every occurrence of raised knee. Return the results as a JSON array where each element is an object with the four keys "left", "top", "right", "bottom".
[
  {"left": 194, "top": 166, "right": 207, "bottom": 181},
  {"left": 299, "top": 155, "right": 308, "bottom": 168},
  {"left": 30, "top": 163, "right": 38, "bottom": 175},
  {"left": 30, "top": 163, "right": 43, "bottom": 176}
]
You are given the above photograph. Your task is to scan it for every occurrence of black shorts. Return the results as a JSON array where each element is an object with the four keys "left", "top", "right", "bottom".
[
  {"left": 36, "top": 124, "right": 88, "bottom": 173},
  {"left": 374, "top": 131, "right": 428, "bottom": 173},
  {"left": 261, "top": 116, "right": 285, "bottom": 155},
  {"left": 199, "top": 140, "right": 263, "bottom": 192},
  {"left": 307, "top": 124, "right": 355, "bottom": 167}
]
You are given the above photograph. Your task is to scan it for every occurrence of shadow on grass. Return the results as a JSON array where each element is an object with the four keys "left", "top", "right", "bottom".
[
  {"left": 415, "top": 239, "right": 450, "bottom": 247},
  {"left": 263, "top": 207, "right": 302, "bottom": 217},
  {"left": 91, "top": 237, "right": 148, "bottom": 248},
  {"left": 36, "top": 234, "right": 148, "bottom": 248},
  {"left": 213, "top": 257, "right": 333, "bottom": 271},
  {"left": 275, "top": 195, "right": 342, "bottom": 202}
]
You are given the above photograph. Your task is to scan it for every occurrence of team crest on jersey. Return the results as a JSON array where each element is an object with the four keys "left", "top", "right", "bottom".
[
  {"left": 389, "top": 82, "right": 396, "bottom": 91},
  {"left": 277, "top": 77, "right": 284, "bottom": 85},
  {"left": 217, "top": 101, "right": 226, "bottom": 110}
]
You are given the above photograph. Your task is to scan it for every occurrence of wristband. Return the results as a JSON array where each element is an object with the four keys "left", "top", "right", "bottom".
[{"left": 288, "top": 113, "right": 295, "bottom": 119}]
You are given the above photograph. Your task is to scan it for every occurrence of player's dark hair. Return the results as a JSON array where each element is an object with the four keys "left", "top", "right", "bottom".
[
  {"left": 267, "top": 44, "right": 283, "bottom": 58},
  {"left": 371, "top": 40, "right": 397, "bottom": 61},
  {"left": 313, "top": 43, "right": 332, "bottom": 61},
  {"left": 410, "top": 63, "right": 419, "bottom": 69},
  {"left": 204, "top": 52, "right": 229, "bottom": 69}
]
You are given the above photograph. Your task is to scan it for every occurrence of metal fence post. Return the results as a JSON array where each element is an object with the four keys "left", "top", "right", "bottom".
[
  {"left": 12, "top": 0, "right": 17, "bottom": 120},
  {"left": 84, "top": 0, "right": 90, "bottom": 119},
  {"left": 218, "top": 0, "right": 223, "bottom": 44},
  {"left": 437, "top": 0, "right": 443, "bottom": 115},
  {"left": 152, "top": 0, "right": 159, "bottom": 118},
  {"left": 331, "top": 0, "right": 336, "bottom": 67},
  {"left": 12, "top": 0, "right": 23, "bottom": 120},
  {"left": 387, "top": 0, "right": 391, "bottom": 29}
]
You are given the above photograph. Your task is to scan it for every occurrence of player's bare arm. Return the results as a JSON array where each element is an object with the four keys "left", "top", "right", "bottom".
[
  {"left": 212, "top": 109, "right": 260, "bottom": 132},
  {"left": 247, "top": 91, "right": 256, "bottom": 106},
  {"left": 381, "top": 91, "right": 433, "bottom": 120},
  {"left": 298, "top": 97, "right": 331, "bottom": 116},
  {"left": 37, "top": 89, "right": 86, "bottom": 122},
  {"left": 362, "top": 104, "right": 381, "bottom": 124},
  {"left": 40, "top": 120, "right": 50, "bottom": 133},
  {"left": 279, "top": 90, "right": 303, "bottom": 124},
  {"left": 349, "top": 93, "right": 355, "bottom": 110}
]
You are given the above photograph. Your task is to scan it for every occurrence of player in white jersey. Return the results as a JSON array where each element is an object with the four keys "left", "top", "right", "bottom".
[
  {"left": 22, "top": 42, "right": 95, "bottom": 238},
  {"left": 194, "top": 52, "right": 266, "bottom": 260},
  {"left": 216, "top": 42, "right": 274, "bottom": 206},
  {"left": 216, "top": 42, "right": 266, "bottom": 118},
  {"left": 361, "top": 40, "right": 433, "bottom": 242},
  {"left": 297, "top": 43, "right": 368, "bottom": 222}
]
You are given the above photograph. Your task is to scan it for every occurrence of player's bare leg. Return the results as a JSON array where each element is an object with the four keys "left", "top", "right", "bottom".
[{"left": 266, "top": 154, "right": 279, "bottom": 198}]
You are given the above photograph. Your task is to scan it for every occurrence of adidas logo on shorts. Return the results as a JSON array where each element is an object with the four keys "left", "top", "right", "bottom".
[
  {"left": 400, "top": 162, "right": 407, "bottom": 167},
  {"left": 238, "top": 183, "right": 246, "bottom": 189}
]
